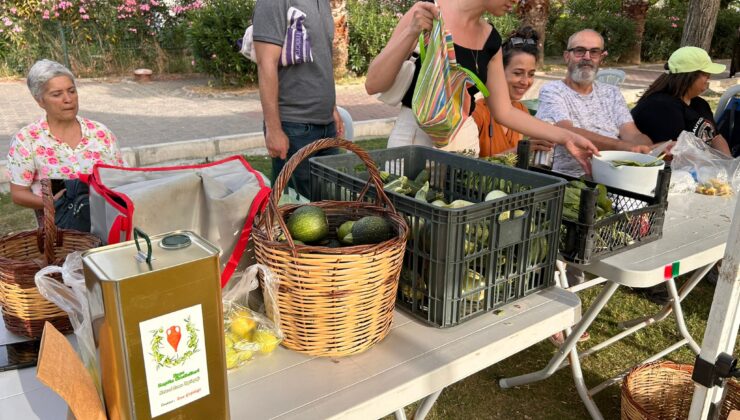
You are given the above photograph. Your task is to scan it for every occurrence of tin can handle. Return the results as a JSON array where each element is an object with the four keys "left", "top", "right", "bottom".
[{"left": 133, "top": 227, "right": 153, "bottom": 264}]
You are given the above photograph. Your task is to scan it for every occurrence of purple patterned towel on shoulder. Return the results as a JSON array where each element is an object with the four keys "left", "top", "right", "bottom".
[{"left": 280, "top": 7, "right": 313, "bottom": 66}]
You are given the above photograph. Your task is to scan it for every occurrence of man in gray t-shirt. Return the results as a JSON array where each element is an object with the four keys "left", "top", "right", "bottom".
[
  {"left": 253, "top": 0, "right": 343, "bottom": 197},
  {"left": 535, "top": 29, "right": 652, "bottom": 177}
]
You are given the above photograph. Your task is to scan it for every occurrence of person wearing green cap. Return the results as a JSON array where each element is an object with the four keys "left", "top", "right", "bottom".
[{"left": 631, "top": 46, "right": 731, "bottom": 156}]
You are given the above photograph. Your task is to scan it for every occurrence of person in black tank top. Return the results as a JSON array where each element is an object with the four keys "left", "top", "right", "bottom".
[
  {"left": 365, "top": 0, "right": 599, "bottom": 174},
  {"left": 398, "top": 1, "right": 502, "bottom": 114}
]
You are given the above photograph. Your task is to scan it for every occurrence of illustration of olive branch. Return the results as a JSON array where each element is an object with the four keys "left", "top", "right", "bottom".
[{"left": 148, "top": 317, "right": 200, "bottom": 369}]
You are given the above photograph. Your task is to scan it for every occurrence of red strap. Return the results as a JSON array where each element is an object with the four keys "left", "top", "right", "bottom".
[
  {"left": 220, "top": 186, "right": 272, "bottom": 288},
  {"left": 108, "top": 215, "right": 127, "bottom": 244},
  {"left": 78, "top": 173, "right": 90, "bottom": 184}
]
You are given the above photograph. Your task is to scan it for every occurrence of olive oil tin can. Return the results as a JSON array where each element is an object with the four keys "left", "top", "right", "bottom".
[{"left": 82, "top": 230, "right": 229, "bottom": 420}]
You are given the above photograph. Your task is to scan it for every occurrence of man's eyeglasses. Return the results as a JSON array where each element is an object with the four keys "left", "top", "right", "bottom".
[
  {"left": 567, "top": 47, "right": 605, "bottom": 58},
  {"left": 509, "top": 37, "right": 537, "bottom": 48}
]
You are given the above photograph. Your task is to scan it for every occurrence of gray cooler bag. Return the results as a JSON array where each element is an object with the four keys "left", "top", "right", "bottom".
[{"left": 83, "top": 156, "right": 271, "bottom": 287}]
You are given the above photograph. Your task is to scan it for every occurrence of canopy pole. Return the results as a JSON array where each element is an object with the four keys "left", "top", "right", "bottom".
[{"left": 689, "top": 196, "right": 740, "bottom": 419}]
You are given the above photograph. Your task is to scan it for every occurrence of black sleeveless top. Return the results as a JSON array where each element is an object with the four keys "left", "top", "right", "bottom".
[{"left": 400, "top": 4, "right": 502, "bottom": 114}]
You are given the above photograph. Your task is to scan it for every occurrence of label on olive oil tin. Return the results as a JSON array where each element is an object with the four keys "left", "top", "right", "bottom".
[{"left": 139, "top": 304, "right": 210, "bottom": 417}]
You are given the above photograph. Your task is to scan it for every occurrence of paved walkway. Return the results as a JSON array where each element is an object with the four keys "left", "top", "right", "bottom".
[
  {"left": 0, "top": 79, "right": 400, "bottom": 157},
  {"left": 0, "top": 60, "right": 734, "bottom": 158}
]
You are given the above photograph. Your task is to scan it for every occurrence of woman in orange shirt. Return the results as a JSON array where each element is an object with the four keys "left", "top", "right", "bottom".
[{"left": 474, "top": 27, "right": 553, "bottom": 157}]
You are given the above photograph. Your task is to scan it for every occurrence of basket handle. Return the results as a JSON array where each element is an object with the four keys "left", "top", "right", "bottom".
[
  {"left": 265, "top": 137, "right": 397, "bottom": 245},
  {"left": 39, "top": 179, "right": 61, "bottom": 265}
]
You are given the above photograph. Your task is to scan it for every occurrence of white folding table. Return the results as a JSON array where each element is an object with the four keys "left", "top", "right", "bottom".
[
  {"left": 0, "top": 286, "right": 580, "bottom": 419},
  {"left": 500, "top": 193, "right": 737, "bottom": 419}
]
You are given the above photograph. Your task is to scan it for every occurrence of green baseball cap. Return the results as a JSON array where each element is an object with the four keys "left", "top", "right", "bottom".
[{"left": 667, "top": 46, "right": 726, "bottom": 74}]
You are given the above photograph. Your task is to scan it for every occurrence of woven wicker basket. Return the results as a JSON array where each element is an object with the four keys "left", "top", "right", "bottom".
[
  {"left": 253, "top": 138, "right": 409, "bottom": 357},
  {"left": 622, "top": 360, "right": 740, "bottom": 420},
  {"left": 0, "top": 179, "right": 101, "bottom": 338}
]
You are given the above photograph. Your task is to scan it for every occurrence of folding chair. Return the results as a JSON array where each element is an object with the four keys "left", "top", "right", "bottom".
[
  {"left": 714, "top": 84, "right": 740, "bottom": 121},
  {"left": 595, "top": 68, "right": 626, "bottom": 87}
]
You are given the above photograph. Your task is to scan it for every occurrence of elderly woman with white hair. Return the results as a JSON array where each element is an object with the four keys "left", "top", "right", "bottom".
[{"left": 6, "top": 59, "right": 125, "bottom": 211}]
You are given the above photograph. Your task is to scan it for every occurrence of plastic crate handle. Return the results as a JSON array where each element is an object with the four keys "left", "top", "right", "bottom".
[{"left": 263, "top": 137, "right": 400, "bottom": 251}]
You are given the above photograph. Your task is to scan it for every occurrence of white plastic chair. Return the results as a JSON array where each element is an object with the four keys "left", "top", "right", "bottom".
[
  {"left": 714, "top": 84, "right": 740, "bottom": 122},
  {"left": 595, "top": 68, "right": 626, "bottom": 87},
  {"left": 336, "top": 106, "right": 354, "bottom": 141}
]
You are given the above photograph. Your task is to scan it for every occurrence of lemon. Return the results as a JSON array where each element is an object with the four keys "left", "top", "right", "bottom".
[
  {"left": 253, "top": 330, "right": 280, "bottom": 354},
  {"left": 229, "top": 312, "right": 256, "bottom": 339},
  {"left": 225, "top": 348, "right": 239, "bottom": 369},
  {"left": 225, "top": 334, "right": 235, "bottom": 349},
  {"left": 237, "top": 349, "right": 254, "bottom": 363}
]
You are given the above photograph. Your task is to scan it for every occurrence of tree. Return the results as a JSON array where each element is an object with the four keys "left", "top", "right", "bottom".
[
  {"left": 517, "top": 0, "right": 549, "bottom": 65},
  {"left": 680, "top": 0, "right": 721, "bottom": 49},
  {"left": 621, "top": 0, "right": 650, "bottom": 64},
  {"left": 330, "top": 0, "right": 349, "bottom": 78}
]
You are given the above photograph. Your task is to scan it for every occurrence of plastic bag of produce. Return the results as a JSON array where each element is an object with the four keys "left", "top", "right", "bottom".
[
  {"left": 35, "top": 252, "right": 103, "bottom": 400},
  {"left": 671, "top": 131, "right": 740, "bottom": 195},
  {"left": 222, "top": 264, "right": 282, "bottom": 370}
]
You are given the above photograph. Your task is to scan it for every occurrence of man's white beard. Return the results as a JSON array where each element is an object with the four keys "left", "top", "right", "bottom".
[{"left": 571, "top": 65, "right": 596, "bottom": 83}]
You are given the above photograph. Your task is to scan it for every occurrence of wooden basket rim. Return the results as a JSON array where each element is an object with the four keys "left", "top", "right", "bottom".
[
  {"left": 254, "top": 200, "right": 409, "bottom": 255},
  {"left": 622, "top": 360, "right": 740, "bottom": 418}
]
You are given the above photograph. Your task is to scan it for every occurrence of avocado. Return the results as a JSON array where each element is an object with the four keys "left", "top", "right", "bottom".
[
  {"left": 351, "top": 215, "right": 393, "bottom": 245},
  {"left": 286, "top": 205, "right": 329, "bottom": 243},
  {"left": 337, "top": 220, "right": 355, "bottom": 242}
]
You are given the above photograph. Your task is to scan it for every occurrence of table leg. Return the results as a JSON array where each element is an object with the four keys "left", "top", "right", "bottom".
[
  {"left": 568, "top": 339, "right": 604, "bottom": 420},
  {"left": 618, "top": 263, "right": 714, "bottom": 329},
  {"left": 394, "top": 408, "right": 407, "bottom": 420},
  {"left": 556, "top": 270, "right": 706, "bottom": 371},
  {"left": 411, "top": 389, "right": 443, "bottom": 420},
  {"left": 567, "top": 277, "right": 609, "bottom": 294},
  {"left": 666, "top": 278, "right": 701, "bottom": 354},
  {"left": 556, "top": 260, "right": 568, "bottom": 288},
  {"left": 499, "top": 282, "right": 620, "bottom": 389}
]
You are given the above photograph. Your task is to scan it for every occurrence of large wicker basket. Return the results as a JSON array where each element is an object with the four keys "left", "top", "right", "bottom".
[
  {"left": 253, "top": 138, "right": 409, "bottom": 357},
  {"left": 0, "top": 179, "right": 101, "bottom": 338},
  {"left": 622, "top": 360, "right": 740, "bottom": 419}
]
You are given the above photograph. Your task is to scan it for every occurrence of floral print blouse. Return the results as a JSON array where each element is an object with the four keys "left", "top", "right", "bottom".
[{"left": 6, "top": 116, "right": 126, "bottom": 195}]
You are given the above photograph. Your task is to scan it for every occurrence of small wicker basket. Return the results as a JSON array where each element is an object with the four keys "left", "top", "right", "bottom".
[
  {"left": 622, "top": 360, "right": 740, "bottom": 420},
  {"left": 253, "top": 138, "right": 409, "bottom": 357},
  {"left": 0, "top": 179, "right": 101, "bottom": 338}
]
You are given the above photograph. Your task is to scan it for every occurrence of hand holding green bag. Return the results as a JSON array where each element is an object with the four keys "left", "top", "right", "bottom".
[{"left": 411, "top": 8, "right": 488, "bottom": 148}]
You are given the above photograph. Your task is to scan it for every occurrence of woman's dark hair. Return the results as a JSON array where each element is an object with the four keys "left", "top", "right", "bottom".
[
  {"left": 638, "top": 64, "right": 703, "bottom": 103},
  {"left": 502, "top": 26, "right": 540, "bottom": 68}
]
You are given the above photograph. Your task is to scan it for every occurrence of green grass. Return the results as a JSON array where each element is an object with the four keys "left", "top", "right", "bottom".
[
  {"left": 0, "top": 193, "right": 36, "bottom": 235},
  {"left": 385, "top": 278, "right": 739, "bottom": 420},
  {"left": 242, "top": 138, "right": 389, "bottom": 184},
  {"left": 1, "top": 136, "right": 736, "bottom": 419}
]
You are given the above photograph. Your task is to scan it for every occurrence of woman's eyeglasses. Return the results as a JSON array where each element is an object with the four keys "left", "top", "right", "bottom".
[
  {"left": 509, "top": 37, "right": 537, "bottom": 48},
  {"left": 567, "top": 47, "right": 605, "bottom": 58}
]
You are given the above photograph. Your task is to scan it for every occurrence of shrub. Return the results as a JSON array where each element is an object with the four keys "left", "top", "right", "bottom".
[
  {"left": 710, "top": 9, "right": 740, "bottom": 58},
  {"left": 187, "top": 0, "right": 256, "bottom": 85},
  {"left": 347, "top": 0, "right": 402, "bottom": 75},
  {"left": 487, "top": 14, "right": 521, "bottom": 40},
  {"left": 347, "top": 0, "right": 521, "bottom": 76},
  {"left": 0, "top": 0, "right": 198, "bottom": 77},
  {"left": 641, "top": 1, "right": 686, "bottom": 63},
  {"left": 547, "top": 14, "right": 637, "bottom": 62}
]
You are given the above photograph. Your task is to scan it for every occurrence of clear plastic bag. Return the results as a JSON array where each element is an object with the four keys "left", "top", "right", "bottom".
[
  {"left": 668, "top": 169, "right": 697, "bottom": 194},
  {"left": 222, "top": 264, "right": 282, "bottom": 370},
  {"left": 277, "top": 186, "right": 310, "bottom": 206},
  {"left": 670, "top": 131, "right": 740, "bottom": 196},
  {"left": 34, "top": 252, "right": 103, "bottom": 400}
]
